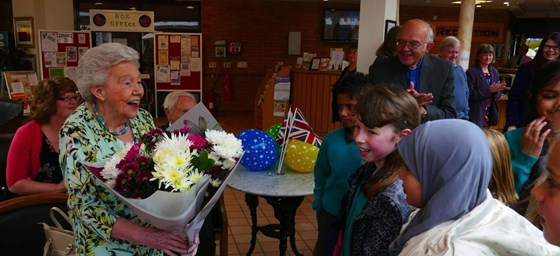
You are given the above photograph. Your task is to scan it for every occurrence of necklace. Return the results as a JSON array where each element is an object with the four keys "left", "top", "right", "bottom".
[{"left": 92, "top": 103, "right": 129, "bottom": 136}]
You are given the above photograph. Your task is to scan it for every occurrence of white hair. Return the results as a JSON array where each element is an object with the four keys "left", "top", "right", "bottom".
[
  {"left": 163, "top": 91, "right": 197, "bottom": 111},
  {"left": 75, "top": 43, "right": 140, "bottom": 102}
]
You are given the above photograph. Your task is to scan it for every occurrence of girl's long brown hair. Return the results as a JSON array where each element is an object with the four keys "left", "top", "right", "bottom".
[{"left": 354, "top": 84, "right": 420, "bottom": 198}]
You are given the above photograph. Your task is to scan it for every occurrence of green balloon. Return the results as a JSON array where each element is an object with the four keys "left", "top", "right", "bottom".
[{"left": 266, "top": 123, "right": 281, "bottom": 139}]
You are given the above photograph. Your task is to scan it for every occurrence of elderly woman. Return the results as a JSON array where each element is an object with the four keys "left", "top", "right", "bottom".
[
  {"left": 466, "top": 43, "right": 506, "bottom": 127},
  {"left": 390, "top": 119, "right": 560, "bottom": 255},
  {"left": 59, "top": 43, "right": 197, "bottom": 255},
  {"left": 7, "top": 77, "right": 78, "bottom": 195}
]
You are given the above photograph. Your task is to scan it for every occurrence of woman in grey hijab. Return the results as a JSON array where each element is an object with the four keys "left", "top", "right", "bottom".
[{"left": 390, "top": 119, "right": 559, "bottom": 255}]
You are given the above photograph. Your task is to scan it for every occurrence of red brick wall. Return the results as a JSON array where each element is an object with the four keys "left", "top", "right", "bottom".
[
  {"left": 201, "top": 2, "right": 512, "bottom": 116},
  {"left": 201, "top": 1, "right": 358, "bottom": 116}
]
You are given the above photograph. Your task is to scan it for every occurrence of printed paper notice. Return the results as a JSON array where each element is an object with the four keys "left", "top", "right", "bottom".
[
  {"left": 158, "top": 35, "right": 169, "bottom": 50},
  {"left": 78, "top": 47, "right": 89, "bottom": 59},
  {"left": 44, "top": 51, "right": 56, "bottom": 67},
  {"left": 156, "top": 65, "right": 170, "bottom": 83},
  {"left": 41, "top": 32, "right": 58, "bottom": 52},
  {"left": 170, "top": 59, "right": 180, "bottom": 70},
  {"left": 58, "top": 32, "right": 74, "bottom": 44},
  {"left": 78, "top": 34, "right": 86, "bottom": 44},
  {"left": 56, "top": 52, "right": 67, "bottom": 67},
  {"left": 274, "top": 100, "right": 288, "bottom": 117},
  {"left": 64, "top": 67, "right": 77, "bottom": 80},
  {"left": 171, "top": 71, "right": 180, "bottom": 85},
  {"left": 180, "top": 62, "right": 191, "bottom": 76},
  {"left": 273, "top": 76, "right": 291, "bottom": 100},
  {"left": 158, "top": 50, "right": 169, "bottom": 64},
  {"left": 170, "top": 35, "right": 181, "bottom": 43},
  {"left": 190, "top": 59, "right": 201, "bottom": 72},
  {"left": 66, "top": 46, "right": 78, "bottom": 62}
]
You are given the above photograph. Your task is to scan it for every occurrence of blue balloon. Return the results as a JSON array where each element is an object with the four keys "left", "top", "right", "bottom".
[{"left": 237, "top": 129, "right": 278, "bottom": 171}]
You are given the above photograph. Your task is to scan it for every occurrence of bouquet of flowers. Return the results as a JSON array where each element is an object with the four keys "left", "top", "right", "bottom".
[{"left": 86, "top": 126, "right": 243, "bottom": 251}]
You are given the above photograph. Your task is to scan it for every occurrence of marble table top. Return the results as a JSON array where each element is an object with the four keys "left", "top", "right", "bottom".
[{"left": 227, "top": 164, "right": 314, "bottom": 197}]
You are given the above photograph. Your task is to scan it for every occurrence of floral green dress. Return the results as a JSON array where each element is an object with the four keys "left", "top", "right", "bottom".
[{"left": 59, "top": 104, "right": 162, "bottom": 256}]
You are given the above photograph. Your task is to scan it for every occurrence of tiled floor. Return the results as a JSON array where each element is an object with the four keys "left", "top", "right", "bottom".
[
  {"left": 215, "top": 112, "right": 318, "bottom": 256},
  {"left": 220, "top": 188, "right": 317, "bottom": 256}
]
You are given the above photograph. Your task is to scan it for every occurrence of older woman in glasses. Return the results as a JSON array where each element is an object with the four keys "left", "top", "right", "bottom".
[{"left": 6, "top": 76, "right": 79, "bottom": 195}]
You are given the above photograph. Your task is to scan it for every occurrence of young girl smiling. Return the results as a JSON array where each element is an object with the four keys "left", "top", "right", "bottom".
[{"left": 337, "top": 84, "right": 420, "bottom": 256}]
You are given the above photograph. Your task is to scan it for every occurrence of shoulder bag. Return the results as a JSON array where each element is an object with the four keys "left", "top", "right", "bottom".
[{"left": 39, "top": 207, "right": 76, "bottom": 256}]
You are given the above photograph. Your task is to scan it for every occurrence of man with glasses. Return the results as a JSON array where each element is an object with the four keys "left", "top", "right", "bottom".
[{"left": 369, "top": 19, "right": 456, "bottom": 122}]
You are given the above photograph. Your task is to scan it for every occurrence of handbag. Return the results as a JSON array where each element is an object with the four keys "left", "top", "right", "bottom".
[{"left": 39, "top": 207, "right": 76, "bottom": 256}]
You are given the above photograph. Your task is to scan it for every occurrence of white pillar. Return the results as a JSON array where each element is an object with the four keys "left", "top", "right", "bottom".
[
  {"left": 357, "top": 0, "right": 399, "bottom": 73},
  {"left": 458, "top": 0, "right": 476, "bottom": 70}
]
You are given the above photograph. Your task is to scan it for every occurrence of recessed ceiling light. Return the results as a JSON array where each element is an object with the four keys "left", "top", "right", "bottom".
[
  {"left": 476, "top": 4, "right": 482, "bottom": 7},
  {"left": 186, "top": 6, "right": 194, "bottom": 9},
  {"left": 94, "top": 2, "right": 103, "bottom": 5},
  {"left": 129, "top": 7, "right": 137, "bottom": 10},
  {"left": 452, "top": 0, "right": 493, "bottom": 4}
]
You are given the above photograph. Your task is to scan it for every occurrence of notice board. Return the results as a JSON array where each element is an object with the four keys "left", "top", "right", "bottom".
[
  {"left": 154, "top": 32, "right": 202, "bottom": 91},
  {"left": 38, "top": 30, "right": 92, "bottom": 80}
]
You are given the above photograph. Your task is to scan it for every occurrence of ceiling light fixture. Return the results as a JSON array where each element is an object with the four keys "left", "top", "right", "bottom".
[
  {"left": 129, "top": 7, "right": 137, "bottom": 10},
  {"left": 452, "top": 0, "right": 493, "bottom": 4},
  {"left": 186, "top": 6, "right": 194, "bottom": 9},
  {"left": 94, "top": 2, "right": 103, "bottom": 5},
  {"left": 503, "top": 1, "right": 509, "bottom": 6}
]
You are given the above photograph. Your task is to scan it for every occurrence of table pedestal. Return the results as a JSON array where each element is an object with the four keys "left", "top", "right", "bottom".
[{"left": 244, "top": 194, "right": 305, "bottom": 256}]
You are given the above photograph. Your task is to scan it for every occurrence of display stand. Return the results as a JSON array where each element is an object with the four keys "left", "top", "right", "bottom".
[
  {"left": 3, "top": 71, "right": 39, "bottom": 116},
  {"left": 153, "top": 32, "right": 203, "bottom": 117},
  {"left": 254, "top": 67, "right": 290, "bottom": 130},
  {"left": 37, "top": 30, "right": 92, "bottom": 80}
]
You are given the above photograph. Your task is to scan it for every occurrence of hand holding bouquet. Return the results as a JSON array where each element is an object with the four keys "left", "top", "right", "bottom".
[{"left": 87, "top": 127, "right": 243, "bottom": 252}]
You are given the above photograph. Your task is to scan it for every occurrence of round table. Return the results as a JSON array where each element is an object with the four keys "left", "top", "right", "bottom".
[{"left": 227, "top": 164, "right": 314, "bottom": 256}]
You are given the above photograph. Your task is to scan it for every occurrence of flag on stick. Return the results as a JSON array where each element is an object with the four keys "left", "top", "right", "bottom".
[{"left": 276, "top": 107, "right": 321, "bottom": 174}]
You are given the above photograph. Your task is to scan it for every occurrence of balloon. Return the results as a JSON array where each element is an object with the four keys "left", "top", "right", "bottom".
[
  {"left": 266, "top": 123, "right": 281, "bottom": 140},
  {"left": 284, "top": 140, "right": 319, "bottom": 173},
  {"left": 237, "top": 129, "right": 278, "bottom": 171}
]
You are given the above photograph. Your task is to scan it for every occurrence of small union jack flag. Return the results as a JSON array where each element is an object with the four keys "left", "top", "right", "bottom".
[{"left": 277, "top": 108, "right": 322, "bottom": 147}]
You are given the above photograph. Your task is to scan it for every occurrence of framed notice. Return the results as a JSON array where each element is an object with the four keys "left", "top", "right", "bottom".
[
  {"left": 3, "top": 71, "right": 39, "bottom": 115},
  {"left": 14, "top": 17, "right": 34, "bottom": 47}
]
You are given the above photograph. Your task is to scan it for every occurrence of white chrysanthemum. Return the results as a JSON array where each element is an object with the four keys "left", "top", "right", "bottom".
[
  {"left": 155, "top": 132, "right": 192, "bottom": 153},
  {"left": 210, "top": 178, "right": 222, "bottom": 187},
  {"left": 222, "top": 158, "right": 236, "bottom": 170},
  {"left": 100, "top": 143, "right": 134, "bottom": 186},
  {"left": 205, "top": 130, "right": 228, "bottom": 144},
  {"left": 159, "top": 168, "right": 186, "bottom": 189},
  {"left": 206, "top": 130, "right": 243, "bottom": 159}
]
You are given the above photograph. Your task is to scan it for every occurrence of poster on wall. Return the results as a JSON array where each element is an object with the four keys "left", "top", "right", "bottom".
[
  {"left": 154, "top": 32, "right": 203, "bottom": 116},
  {"left": 38, "top": 30, "right": 92, "bottom": 80},
  {"left": 3, "top": 71, "right": 39, "bottom": 116},
  {"left": 89, "top": 9, "right": 154, "bottom": 32}
]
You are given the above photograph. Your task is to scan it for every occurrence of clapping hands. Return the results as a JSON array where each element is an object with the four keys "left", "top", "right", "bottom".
[{"left": 489, "top": 81, "right": 507, "bottom": 93}]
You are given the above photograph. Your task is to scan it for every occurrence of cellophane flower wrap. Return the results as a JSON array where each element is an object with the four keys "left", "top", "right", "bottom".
[{"left": 86, "top": 127, "right": 243, "bottom": 251}]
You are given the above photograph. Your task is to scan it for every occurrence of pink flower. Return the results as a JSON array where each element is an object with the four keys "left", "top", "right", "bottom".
[{"left": 188, "top": 135, "right": 207, "bottom": 150}]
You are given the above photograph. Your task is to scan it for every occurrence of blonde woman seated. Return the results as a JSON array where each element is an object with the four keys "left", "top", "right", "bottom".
[
  {"left": 390, "top": 119, "right": 560, "bottom": 255},
  {"left": 483, "top": 128, "right": 518, "bottom": 206},
  {"left": 7, "top": 77, "right": 79, "bottom": 195}
]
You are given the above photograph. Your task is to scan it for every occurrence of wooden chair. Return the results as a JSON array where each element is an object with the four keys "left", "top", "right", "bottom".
[{"left": 0, "top": 192, "right": 69, "bottom": 255}]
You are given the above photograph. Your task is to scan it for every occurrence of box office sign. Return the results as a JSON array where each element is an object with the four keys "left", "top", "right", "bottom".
[
  {"left": 89, "top": 10, "right": 154, "bottom": 32},
  {"left": 432, "top": 22, "right": 504, "bottom": 43}
]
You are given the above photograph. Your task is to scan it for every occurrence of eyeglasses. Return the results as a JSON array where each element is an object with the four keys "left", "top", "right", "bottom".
[
  {"left": 57, "top": 95, "right": 80, "bottom": 102},
  {"left": 543, "top": 45, "right": 560, "bottom": 51},
  {"left": 396, "top": 40, "right": 427, "bottom": 50}
]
